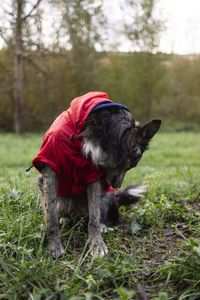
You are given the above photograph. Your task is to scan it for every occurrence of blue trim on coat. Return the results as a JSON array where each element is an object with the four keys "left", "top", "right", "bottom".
[{"left": 92, "top": 101, "right": 130, "bottom": 112}]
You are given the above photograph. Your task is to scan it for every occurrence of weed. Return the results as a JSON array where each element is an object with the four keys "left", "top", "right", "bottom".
[
  {"left": 158, "top": 239, "right": 200, "bottom": 299},
  {"left": 0, "top": 132, "right": 200, "bottom": 299}
]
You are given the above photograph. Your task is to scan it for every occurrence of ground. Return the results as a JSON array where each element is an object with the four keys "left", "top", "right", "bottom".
[{"left": 0, "top": 132, "right": 200, "bottom": 299}]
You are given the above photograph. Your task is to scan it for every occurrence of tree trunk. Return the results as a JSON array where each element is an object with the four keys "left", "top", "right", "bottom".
[{"left": 13, "top": 0, "right": 24, "bottom": 134}]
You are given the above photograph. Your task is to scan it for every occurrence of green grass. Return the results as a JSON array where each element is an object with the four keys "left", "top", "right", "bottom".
[{"left": 0, "top": 132, "right": 200, "bottom": 299}]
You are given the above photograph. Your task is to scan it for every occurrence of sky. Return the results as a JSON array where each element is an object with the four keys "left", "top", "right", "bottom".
[
  {"left": 1, "top": 0, "right": 200, "bottom": 54},
  {"left": 103, "top": 0, "right": 200, "bottom": 54},
  {"left": 156, "top": 0, "right": 200, "bottom": 54}
]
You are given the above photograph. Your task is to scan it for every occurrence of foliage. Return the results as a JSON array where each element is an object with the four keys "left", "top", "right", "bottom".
[
  {"left": 0, "top": 1, "right": 199, "bottom": 132},
  {"left": 1, "top": 47, "right": 200, "bottom": 132},
  {"left": 123, "top": 0, "right": 167, "bottom": 120},
  {"left": 0, "top": 132, "right": 200, "bottom": 299},
  {"left": 166, "top": 55, "right": 200, "bottom": 124},
  {"left": 125, "top": 0, "right": 164, "bottom": 52},
  {"left": 0, "top": 48, "right": 13, "bottom": 131},
  {"left": 158, "top": 238, "right": 200, "bottom": 299},
  {"left": 0, "top": 0, "right": 45, "bottom": 134},
  {"left": 61, "top": 0, "right": 105, "bottom": 93}
]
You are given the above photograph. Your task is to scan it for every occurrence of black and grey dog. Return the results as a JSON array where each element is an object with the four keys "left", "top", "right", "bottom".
[{"left": 35, "top": 97, "right": 161, "bottom": 258}]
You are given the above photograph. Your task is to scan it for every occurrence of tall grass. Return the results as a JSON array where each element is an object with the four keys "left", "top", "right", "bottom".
[{"left": 0, "top": 132, "right": 200, "bottom": 299}]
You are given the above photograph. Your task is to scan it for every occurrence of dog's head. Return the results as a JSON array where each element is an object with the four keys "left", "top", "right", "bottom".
[
  {"left": 105, "top": 119, "right": 161, "bottom": 188},
  {"left": 82, "top": 107, "right": 161, "bottom": 188}
]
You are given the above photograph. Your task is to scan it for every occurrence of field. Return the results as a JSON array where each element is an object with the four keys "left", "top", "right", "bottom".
[{"left": 0, "top": 132, "right": 200, "bottom": 299}]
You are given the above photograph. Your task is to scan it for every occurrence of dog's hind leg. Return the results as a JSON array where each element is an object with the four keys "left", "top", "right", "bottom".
[
  {"left": 87, "top": 178, "right": 108, "bottom": 256},
  {"left": 40, "top": 165, "right": 64, "bottom": 258}
]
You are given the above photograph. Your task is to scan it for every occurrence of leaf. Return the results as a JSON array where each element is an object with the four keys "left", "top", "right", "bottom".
[
  {"left": 131, "top": 215, "right": 144, "bottom": 234},
  {"left": 192, "top": 246, "right": 200, "bottom": 258},
  {"left": 183, "top": 238, "right": 200, "bottom": 251},
  {"left": 83, "top": 293, "right": 93, "bottom": 300},
  {"left": 157, "top": 292, "right": 168, "bottom": 300},
  {"left": 115, "top": 287, "right": 136, "bottom": 299},
  {"left": 119, "top": 205, "right": 126, "bottom": 213}
]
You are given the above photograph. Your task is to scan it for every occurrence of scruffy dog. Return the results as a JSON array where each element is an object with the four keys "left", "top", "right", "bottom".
[{"left": 32, "top": 92, "right": 161, "bottom": 258}]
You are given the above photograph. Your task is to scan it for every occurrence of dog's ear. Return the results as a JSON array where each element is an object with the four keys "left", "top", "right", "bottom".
[
  {"left": 141, "top": 119, "right": 161, "bottom": 140},
  {"left": 126, "top": 119, "right": 161, "bottom": 152}
]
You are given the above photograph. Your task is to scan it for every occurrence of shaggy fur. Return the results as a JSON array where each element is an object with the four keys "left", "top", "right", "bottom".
[{"left": 38, "top": 106, "right": 161, "bottom": 257}]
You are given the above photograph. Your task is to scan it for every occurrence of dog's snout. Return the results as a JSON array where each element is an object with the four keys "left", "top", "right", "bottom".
[
  {"left": 107, "top": 176, "right": 118, "bottom": 188},
  {"left": 112, "top": 177, "right": 122, "bottom": 188},
  {"left": 107, "top": 172, "right": 125, "bottom": 188}
]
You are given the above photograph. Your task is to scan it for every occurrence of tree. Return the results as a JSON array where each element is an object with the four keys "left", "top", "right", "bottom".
[
  {"left": 167, "top": 55, "right": 200, "bottom": 124},
  {"left": 124, "top": 0, "right": 166, "bottom": 120},
  {"left": 61, "top": 0, "right": 105, "bottom": 93},
  {"left": 0, "top": 0, "right": 42, "bottom": 134},
  {"left": 125, "top": 0, "right": 163, "bottom": 52}
]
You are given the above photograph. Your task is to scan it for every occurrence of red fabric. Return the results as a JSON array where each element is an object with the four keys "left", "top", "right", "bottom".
[{"left": 32, "top": 92, "right": 115, "bottom": 197}]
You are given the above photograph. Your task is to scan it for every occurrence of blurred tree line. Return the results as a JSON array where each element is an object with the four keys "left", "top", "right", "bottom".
[{"left": 0, "top": 0, "right": 200, "bottom": 133}]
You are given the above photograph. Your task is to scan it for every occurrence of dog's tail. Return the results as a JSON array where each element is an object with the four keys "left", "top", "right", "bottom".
[{"left": 116, "top": 185, "right": 147, "bottom": 207}]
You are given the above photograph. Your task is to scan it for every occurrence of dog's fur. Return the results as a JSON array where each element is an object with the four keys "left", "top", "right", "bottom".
[{"left": 38, "top": 107, "right": 161, "bottom": 257}]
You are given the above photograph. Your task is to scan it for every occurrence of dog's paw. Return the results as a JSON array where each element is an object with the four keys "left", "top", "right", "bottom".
[
  {"left": 49, "top": 241, "right": 64, "bottom": 258},
  {"left": 89, "top": 236, "right": 108, "bottom": 257}
]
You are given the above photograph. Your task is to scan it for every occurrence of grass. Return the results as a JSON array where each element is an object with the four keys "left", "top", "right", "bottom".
[{"left": 0, "top": 132, "right": 200, "bottom": 299}]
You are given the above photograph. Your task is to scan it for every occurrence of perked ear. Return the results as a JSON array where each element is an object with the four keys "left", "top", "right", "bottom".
[{"left": 142, "top": 119, "right": 161, "bottom": 140}]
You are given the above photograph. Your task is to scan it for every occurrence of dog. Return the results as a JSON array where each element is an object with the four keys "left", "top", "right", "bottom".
[{"left": 32, "top": 92, "right": 161, "bottom": 257}]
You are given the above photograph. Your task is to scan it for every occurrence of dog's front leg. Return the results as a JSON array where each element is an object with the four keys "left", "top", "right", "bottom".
[
  {"left": 87, "top": 178, "right": 108, "bottom": 256},
  {"left": 41, "top": 165, "right": 64, "bottom": 258}
]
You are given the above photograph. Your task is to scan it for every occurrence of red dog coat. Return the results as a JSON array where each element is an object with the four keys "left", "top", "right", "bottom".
[{"left": 32, "top": 92, "right": 115, "bottom": 197}]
